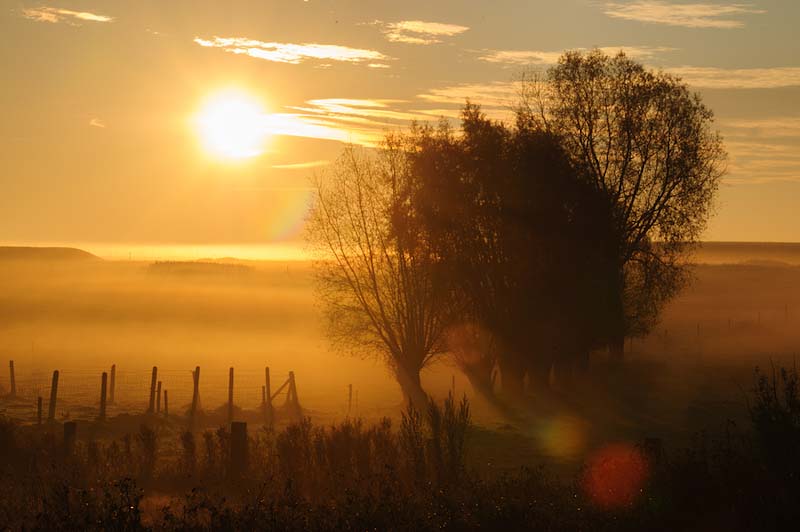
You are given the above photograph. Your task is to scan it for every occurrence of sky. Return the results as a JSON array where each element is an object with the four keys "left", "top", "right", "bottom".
[{"left": 1, "top": 0, "right": 799, "bottom": 258}]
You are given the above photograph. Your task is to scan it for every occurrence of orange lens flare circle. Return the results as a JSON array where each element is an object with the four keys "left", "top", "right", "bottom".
[{"left": 582, "top": 443, "right": 649, "bottom": 509}]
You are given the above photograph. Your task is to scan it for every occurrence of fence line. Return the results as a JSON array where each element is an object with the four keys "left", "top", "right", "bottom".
[{"left": 1, "top": 364, "right": 299, "bottom": 420}]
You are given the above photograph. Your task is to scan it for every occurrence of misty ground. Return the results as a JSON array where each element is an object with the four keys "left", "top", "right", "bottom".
[{"left": 1, "top": 243, "right": 799, "bottom": 477}]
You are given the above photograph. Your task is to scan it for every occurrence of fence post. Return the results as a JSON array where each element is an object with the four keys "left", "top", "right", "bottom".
[
  {"left": 9, "top": 360, "right": 16, "bottom": 398},
  {"left": 156, "top": 381, "right": 162, "bottom": 413},
  {"left": 230, "top": 421, "right": 248, "bottom": 479},
  {"left": 163, "top": 389, "right": 168, "bottom": 417},
  {"left": 37, "top": 396, "right": 42, "bottom": 425},
  {"left": 99, "top": 372, "right": 108, "bottom": 422},
  {"left": 287, "top": 371, "right": 301, "bottom": 420},
  {"left": 148, "top": 366, "right": 158, "bottom": 413},
  {"left": 228, "top": 367, "right": 234, "bottom": 425},
  {"left": 63, "top": 421, "right": 77, "bottom": 457},
  {"left": 109, "top": 364, "right": 116, "bottom": 404},
  {"left": 47, "top": 370, "right": 59, "bottom": 422},
  {"left": 265, "top": 367, "right": 273, "bottom": 427},
  {"left": 190, "top": 366, "right": 200, "bottom": 427}
]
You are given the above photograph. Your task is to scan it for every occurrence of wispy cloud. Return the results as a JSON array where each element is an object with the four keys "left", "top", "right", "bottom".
[
  {"left": 479, "top": 45, "right": 675, "bottom": 66},
  {"left": 271, "top": 160, "right": 331, "bottom": 170},
  {"left": 603, "top": 2, "right": 764, "bottom": 29},
  {"left": 418, "top": 82, "right": 517, "bottom": 108},
  {"left": 194, "top": 37, "right": 391, "bottom": 66},
  {"left": 258, "top": 98, "right": 471, "bottom": 146},
  {"left": 89, "top": 118, "right": 106, "bottom": 128},
  {"left": 372, "top": 20, "right": 469, "bottom": 44},
  {"left": 21, "top": 7, "right": 113, "bottom": 24},
  {"left": 720, "top": 116, "right": 800, "bottom": 184},
  {"left": 667, "top": 66, "right": 800, "bottom": 89},
  {"left": 280, "top": 99, "right": 438, "bottom": 145},
  {"left": 723, "top": 117, "right": 800, "bottom": 138}
]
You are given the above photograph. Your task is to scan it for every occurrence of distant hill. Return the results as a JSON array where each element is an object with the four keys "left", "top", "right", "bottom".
[
  {"left": 693, "top": 242, "right": 800, "bottom": 266},
  {"left": 0, "top": 246, "right": 99, "bottom": 261}
]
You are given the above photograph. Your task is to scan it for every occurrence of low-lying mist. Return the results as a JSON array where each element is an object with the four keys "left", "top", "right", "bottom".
[{"left": 1, "top": 244, "right": 799, "bottom": 465}]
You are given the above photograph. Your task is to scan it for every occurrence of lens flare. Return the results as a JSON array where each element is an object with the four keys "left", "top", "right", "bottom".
[
  {"left": 264, "top": 188, "right": 315, "bottom": 241},
  {"left": 582, "top": 443, "right": 649, "bottom": 509},
  {"left": 539, "top": 415, "right": 588, "bottom": 459}
]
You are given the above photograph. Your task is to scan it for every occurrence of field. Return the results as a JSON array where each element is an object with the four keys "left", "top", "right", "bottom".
[{"left": 1, "top": 243, "right": 800, "bottom": 474}]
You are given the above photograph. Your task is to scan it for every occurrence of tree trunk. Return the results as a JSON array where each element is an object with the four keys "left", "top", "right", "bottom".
[
  {"left": 461, "top": 364, "right": 517, "bottom": 417},
  {"left": 395, "top": 363, "right": 428, "bottom": 410},
  {"left": 498, "top": 357, "right": 526, "bottom": 402},
  {"left": 609, "top": 334, "right": 625, "bottom": 363}
]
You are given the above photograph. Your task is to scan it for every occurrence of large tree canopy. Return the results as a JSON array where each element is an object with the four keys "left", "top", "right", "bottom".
[
  {"left": 519, "top": 50, "right": 726, "bottom": 352},
  {"left": 405, "top": 105, "right": 614, "bottom": 398}
]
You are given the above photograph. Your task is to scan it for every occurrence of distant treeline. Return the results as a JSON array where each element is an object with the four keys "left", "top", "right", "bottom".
[{"left": 147, "top": 261, "right": 253, "bottom": 278}]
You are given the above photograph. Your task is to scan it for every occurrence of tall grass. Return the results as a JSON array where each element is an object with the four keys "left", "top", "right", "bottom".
[{"left": 0, "top": 382, "right": 799, "bottom": 530}]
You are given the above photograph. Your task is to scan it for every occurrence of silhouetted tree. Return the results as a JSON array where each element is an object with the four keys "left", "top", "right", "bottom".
[
  {"left": 307, "top": 141, "right": 450, "bottom": 408},
  {"left": 519, "top": 50, "right": 726, "bottom": 359},
  {"left": 406, "top": 105, "right": 612, "bottom": 400}
]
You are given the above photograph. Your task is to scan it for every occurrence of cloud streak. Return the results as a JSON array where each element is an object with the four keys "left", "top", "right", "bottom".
[
  {"left": 667, "top": 66, "right": 800, "bottom": 89},
  {"left": 418, "top": 82, "right": 517, "bottom": 108},
  {"left": 194, "top": 37, "right": 390, "bottom": 66},
  {"left": 603, "top": 2, "right": 764, "bottom": 29},
  {"left": 373, "top": 20, "right": 469, "bottom": 44},
  {"left": 257, "top": 98, "right": 473, "bottom": 147},
  {"left": 21, "top": 7, "right": 113, "bottom": 24},
  {"left": 272, "top": 160, "right": 331, "bottom": 170},
  {"left": 479, "top": 45, "right": 675, "bottom": 65}
]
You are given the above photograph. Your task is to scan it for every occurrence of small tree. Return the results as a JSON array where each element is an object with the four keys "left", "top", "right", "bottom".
[
  {"left": 307, "top": 141, "right": 449, "bottom": 408},
  {"left": 520, "top": 50, "right": 726, "bottom": 359}
]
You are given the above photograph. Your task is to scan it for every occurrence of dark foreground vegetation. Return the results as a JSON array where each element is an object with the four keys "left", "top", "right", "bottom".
[{"left": 1, "top": 365, "right": 799, "bottom": 531}]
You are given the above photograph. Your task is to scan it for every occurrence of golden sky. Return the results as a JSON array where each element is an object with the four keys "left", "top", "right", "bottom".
[{"left": 1, "top": 1, "right": 799, "bottom": 257}]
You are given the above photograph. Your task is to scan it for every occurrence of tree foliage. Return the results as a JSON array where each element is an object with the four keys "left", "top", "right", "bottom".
[
  {"left": 405, "top": 105, "right": 614, "bottom": 396},
  {"left": 307, "top": 141, "right": 450, "bottom": 407},
  {"left": 519, "top": 50, "right": 726, "bottom": 348}
]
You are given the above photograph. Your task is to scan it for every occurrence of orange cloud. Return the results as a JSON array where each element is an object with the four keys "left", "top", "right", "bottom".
[
  {"left": 21, "top": 7, "right": 113, "bottom": 24},
  {"left": 194, "top": 37, "right": 390, "bottom": 66}
]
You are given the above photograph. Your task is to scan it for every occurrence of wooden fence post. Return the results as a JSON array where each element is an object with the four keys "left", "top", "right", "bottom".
[
  {"left": 109, "top": 364, "right": 116, "bottom": 404},
  {"left": 230, "top": 421, "right": 248, "bottom": 479},
  {"left": 287, "top": 371, "right": 301, "bottom": 420},
  {"left": 37, "top": 396, "right": 42, "bottom": 425},
  {"left": 148, "top": 366, "right": 158, "bottom": 413},
  {"left": 63, "top": 421, "right": 77, "bottom": 457},
  {"left": 156, "top": 381, "right": 162, "bottom": 413},
  {"left": 99, "top": 372, "right": 108, "bottom": 422},
  {"left": 163, "top": 390, "right": 168, "bottom": 417},
  {"left": 228, "top": 367, "right": 234, "bottom": 425},
  {"left": 348, "top": 383, "right": 353, "bottom": 414},
  {"left": 47, "top": 370, "right": 59, "bottom": 422},
  {"left": 190, "top": 366, "right": 200, "bottom": 427},
  {"left": 264, "top": 367, "right": 273, "bottom": 427},
  {"left": 9, "top": 360, "right": 16, "bottom": 398}
]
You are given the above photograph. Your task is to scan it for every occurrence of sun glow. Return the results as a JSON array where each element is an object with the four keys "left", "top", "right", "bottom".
[{"left": 195, "top": 89, "right": 269, "bottom": 160}]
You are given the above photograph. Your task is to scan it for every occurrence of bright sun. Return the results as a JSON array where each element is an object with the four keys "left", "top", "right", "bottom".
[{"left": 195, "top": 90, "right": 269, "bottom": 160}]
